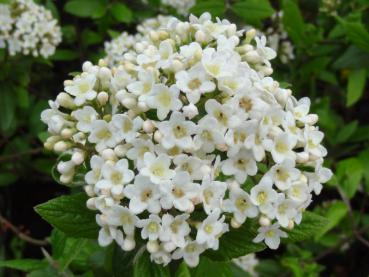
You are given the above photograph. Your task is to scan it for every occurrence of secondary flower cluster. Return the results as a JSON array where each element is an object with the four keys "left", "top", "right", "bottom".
[
  {"left": 104, "top": 15, "right": 173, "bottom": 67},
  {"left": 245, "top": 12, "right": 294, "bottom": 64},
  {"left": 0, "top": 0, "right": 61, "bottom": 58},
  {"left": 41, "top": 12, "right": 331, "bottom": 267},
  {"left": 161, "top": 0, "right": 195, "bottom": 16}
]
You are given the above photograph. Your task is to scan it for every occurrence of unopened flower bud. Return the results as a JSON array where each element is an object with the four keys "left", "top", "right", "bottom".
[
  {"left": 245, "top": 50, "right": 261, "bottom": 63},
  {"left": 56, "top": 92, "right": 75, "bottom": 109},
  {"left": 143, "top": 120, "right": 155, "bottom": 133},
  {"left": 86, "top": 198, "right": 96, "bottom": 209},
  {"left": 137, "top": 101, "right": 149, "bottom": 112},
  {"left": 123, "top": 236, "right": 136, "bottom": 251},
  {"left": 195, "top": 30, "right": 206, "bottom": 43},
  {"left": 61, "top": 128, "right": 73, "bottom": 139},
  {"left": 57, "top": 160, "right": 74, "bottom": 175},
  {"left": 72, "top": 151, "right": 85, "bottom": 165},
  {"left": 183, "top": 103, "right": 199, "bottom": 119},
  {"left": 102, "top": 149, "right": 116, "bottom": 161},
  {"left": 53, "top": 141, "right": 68, "bottom": 152},
  {"left": 154, "top": 131, "right": 163, "bottom": 143},
  {"left": 147, "top": 240, "right": 159, "bottom": 253},
  {"left": 245, "top": 28, "right": 256, "bottom": 43},
  {"left": 259, "top": 216, "right": 271, "bottom": 227},
  {"left": 82, "top": 61, "right": 93, "bottom": 72},
  {"left": 287, "top": 220, "right": 295, "bottom": 230},
  {"left": 97, "top": 91, "right": 109, "bottom": 106},
  {"left": 231, "top": 217, "right": 242, "bottom": 229},
  {"left": 122, "top": 97, "right": 137, "bottom": 109},
  {"left": 163, "top": 242, "right": 176, "bottom": 252},
  {"left": 60, "top": 174, "right": 73, "bottom": 184}
]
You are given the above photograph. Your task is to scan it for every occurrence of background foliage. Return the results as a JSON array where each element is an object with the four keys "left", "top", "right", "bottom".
[{"left": 1, "top": 0, "right": 369, "bottom": 276}]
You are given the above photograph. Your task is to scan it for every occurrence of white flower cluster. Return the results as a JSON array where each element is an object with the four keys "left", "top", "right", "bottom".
[
  {"left": 233, "top": 253, "right": 259, "bottom": 277},
  {"left": 245, "top": 12, "right": 294, "bottom": 64},
  {"left": 161, "top": 0, "right": 195, "bottom": 16},
  {"left": 0, "top": 0, "right": 61, "bottom": 58},
  {"left": 41, "top": 13, "right": 332, "bottom": 267},
  {"left": 104, "top": 15, "right": 173, "bottom": 67}
]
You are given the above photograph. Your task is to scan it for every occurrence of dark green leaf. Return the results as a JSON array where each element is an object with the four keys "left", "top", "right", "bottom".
[
  {"left": 231, "top": 0, "right": 274, "bottom": 26},
  {"left": 190, "top": 0, "right": 226, "bottom": 17},
  {"left": 64, "top": 0, "right": 107, "bottom": 18},
  {"left": 336, "top": 157, "right": 363, "bottom": 198},
  {"left": 175, "top": 262, "right": 191, "bottom": 277},
  {"left": 315, "top": 201, "right": 348, "bottom": 239},
  {"left": 51, "top": 49, "right": 79, "bottom": 61},
  {"left": 285, "top": 212, "right": 329, "bottom": 242},
  {"left": 133, "top": 251, "right": 170, "bottom": 277},
  {"left": 0, "top": 172, "right": 18, "bottom": 187},
  {"left": 334, "top": 120, "right": 358, "bottom": 144},
  {"left": 0, "top": 259, "right": 48, "bottom": 272},
  {"left": 111, "top": 3, "right": 133, "bottom": 23},
  {"left": 35, "top": 193, "right": 99, "bottom": 239},
  {"left": 346, "top": 69, "right": 367, "bottom": 106},
  {"left": 112, "top": 244, "right": 135, "bottom": 277},
  {"left": 339, "top": 19, "right": 369, "bottom": 52},
  {"left": 190, "top": 257, "right": 232, "bottom": 277}
]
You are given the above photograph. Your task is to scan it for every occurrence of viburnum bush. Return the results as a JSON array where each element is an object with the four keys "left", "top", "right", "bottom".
[{"left": 40, "top": 12, "right": 332, "bottom": 268}]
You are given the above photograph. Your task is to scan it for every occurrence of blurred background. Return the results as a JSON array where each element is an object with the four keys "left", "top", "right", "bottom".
[{"left": 1, "top": 0, "right": 369, "bottom": 276}]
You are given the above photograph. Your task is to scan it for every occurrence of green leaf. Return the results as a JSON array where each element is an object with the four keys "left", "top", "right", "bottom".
[
  {"left": 339, "top": 19, "right": 369, "bottom": 52},
  {"left": 35, "top": 193, "right": 99, "bottom": 239},
  {"left": 50, "top": 49, "right": 79, "bottom": 61},
  {"left": 190, "top": 257, "right": 232, "bottom": 277},
  {"left": 175, "top": 262, "right": 191, "bottom": 277},
  {"left": 110, "top": 3, "right": 133, "bottom": 23},
  {"left": 133, "top": 251, "right": 170, "bottom": 277},
  {"left": 0, "top": 85, "right": 15, "bottom": 133},
  {"left": 81, "top": 30, "right": 103, "bottom": 47},
  {"left": 0, "top": 259, "right": 48, "bottom": 272},
  {"left": 64, "top": 0, "right": 107, "bottom": 18},
  {"left": 190, "top": 0, "right": 226, "bottom": 17},
  {"left": 333, "top": 46, "right": 369, "bottom": 70},
  {"left": 16, "top": 87, "right": 29, "bottom": 109},
  {"left": 346, "top": 69, "right": 367, "bottom": 106},
  {"left": 334, "top": 120, "right": 358, "bottom": 144},
  {"left": 315, "top": 201, "right": 348, "bottom": 239},
  {"left": 0, "top": 172, "right": 18, "bottom": 187},
  {"left": 112, "top": 244, "right": 135, "bottom": 277},
  {"left": 336, "top": 158, "right": 363, "bottom": 198},
  {"left": 285, "top": 212, "right": 329, "bottom": 242},
  {"left": 205, "top": 219, "right": 265, "bottom": 261},
  {"left": 282, "top": 0, "right": 305, "bottom": 45},
  {"left": 231, "top": 0, "right": 274, "bottom": 26}
]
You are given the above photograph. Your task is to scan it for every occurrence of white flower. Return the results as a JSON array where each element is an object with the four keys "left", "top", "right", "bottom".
[
  {"left": 253, "top": 223, "right": 287, "bottom": 249},
  {"left": 255, "top": 36, "right": 276, "bottom": 65},
  {"left": 157, "top": 112, "right": 197, "bottom": 150},
  {"left": 160, "top": 213, "right": 191, "bottom": 247},
  {"left": 146, "top": 84, "right": 183, "bottom": 120},
  {"left": 88, "top": 120, "right": 118, "bottom": 152},
  {"left": 172, "top": 240, "right": 206, "bottom": 267},
  {"left": 127, "top": 70, "right": 155, "bottom": 101},
  {"left": 223, "top": 187, "right": 258, "bottom": 224},
  {"left": 200, "top": 177, "right": 227, "bottom": 214},
  {"left": 126, "top": 138, "right": 155, "bottom": 168},
  {"left": 304, "top": 128, "right": 327, "bottom": 158},
  {"left": 72, "top": 106, "right": 98, "bottom": 133},
  {"left": 264, "top": 132, "right": 297, "bottom": 164},
  {"left": 124, "top": 174, "right": 161, "bottom": 214},
  {"left": 160, "top": 171, "right": 199, "bottom": 211},
  {"left": 65, "top": 73, "right": 97, "bottom": 106},
  {"left": 175, "top": 64, "right": 215, "bottom": 104},
  {"left": 111, "top": 114, "right": 143, "bottom": 143},
  {"left": 196, "top": 209, "right": 228, "bottom": 250},
  {"left": 274, "top": 194, "right": 297, "bottom": 227},
  {"left": 96, "top": 214, "right": 124, "bottom": 247},
  {"left": 222, "top": 149, "right": 257, "bottom": 183},
  {"left": 205, "top": 99, "right": 234, "bottom": 130},
  {"left": 141, "top": 152, "right": 175, "bottom": 184},
  {"left": 305, "top": 164, "right": 332, "bottom": 195},
  {"left": 137, "top": 214, "right": 162, "bottom": 241},
  {"left": 173, "top": 154, "right": 205, "bottom": 180},
  {"left": 95, "top": 159, "right": 134, "bottom": 196},
  {"left": 85, "top": 155, "right": 104, "bottom": 185},
  {"left": 106, "top": 205, "right": 137, "bottom": 235},
  {"left": 266, "top": 159, "right": 300, "bottom": 190},
  {"left": 193, "top": 116, "right": 225, "bottom": 153},
  {"left": 250, "top": 177, "right": 278, "bottom": 215},
  {"left": 202, "top": 48, "right": 238, "bottom": 78},
  {"left": 287, "top": 182, "right": 309, "bottom": 203}
]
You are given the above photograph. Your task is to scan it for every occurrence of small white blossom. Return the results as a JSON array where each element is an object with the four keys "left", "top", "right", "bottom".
[{"left": 253, "top": 223, "right": 287, "bottom": 249}]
